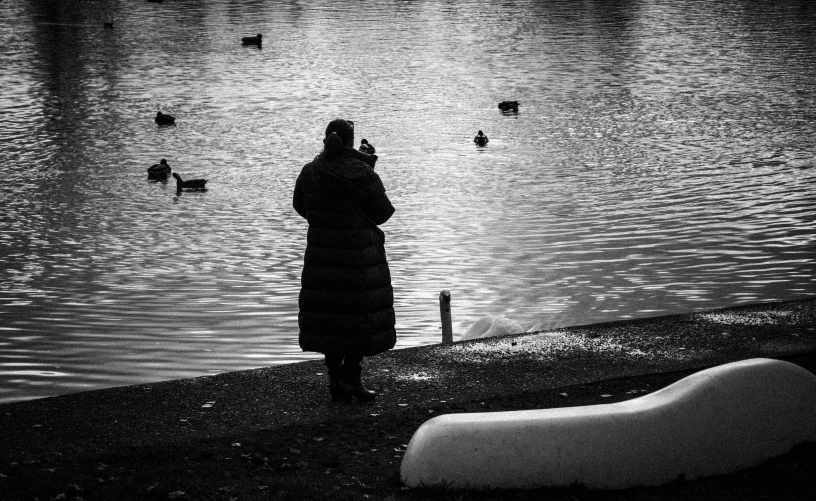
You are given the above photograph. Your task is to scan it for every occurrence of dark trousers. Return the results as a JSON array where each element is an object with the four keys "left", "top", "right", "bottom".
[{"left": 324, "top": 354, "right": 363, "bottom": 370}]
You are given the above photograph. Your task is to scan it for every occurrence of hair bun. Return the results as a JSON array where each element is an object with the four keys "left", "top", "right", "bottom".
[{"left": 323, "top": 131, "right": 345, "bottom": 159}]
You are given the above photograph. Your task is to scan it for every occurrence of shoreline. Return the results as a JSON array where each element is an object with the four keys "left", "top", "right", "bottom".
[
  {"left": 5, "top": 296, "right": 816, "bottom": 407},
  {"left": 1, "top": 297, "right": 815, "bottom": 500}
]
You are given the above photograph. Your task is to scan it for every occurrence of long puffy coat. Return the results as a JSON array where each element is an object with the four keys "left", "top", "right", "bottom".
[{"left": 293, "top": 152, "right": 396, "bottom": 356}]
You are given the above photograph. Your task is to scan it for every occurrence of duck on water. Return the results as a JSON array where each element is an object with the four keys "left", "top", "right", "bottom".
[
  {"left": 474, "top": 130, "right": 489, "bottom": 146},
  {"left": 155, "top": 111, "right": 175, "bottom": 126},
  {"left": 172, "top": 173, "right": 208, "bottom": 192},
  {"left": 242, "top": 34, "right": 262, "bottom": 46},
  {"left": 498, "top": 100, "right": 519, "bottom": 112},
  {"left": 147, "top": 159, "right": 171, "bottom": 180}
]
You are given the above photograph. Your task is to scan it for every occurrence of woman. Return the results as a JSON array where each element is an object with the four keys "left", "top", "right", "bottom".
[{"left": 293, "top": 119, "right": 396, "bottom": 402}]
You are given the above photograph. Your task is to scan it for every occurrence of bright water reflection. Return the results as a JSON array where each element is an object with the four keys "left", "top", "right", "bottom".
[{"left": 1, "top": 0, "right": 814, "bottom": 402}]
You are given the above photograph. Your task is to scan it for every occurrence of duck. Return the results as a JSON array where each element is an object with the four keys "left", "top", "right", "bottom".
[
  {"left": 473, "top": 130, "right": 489, "bottom": 146},
  {"left": 103, "top": 21, "right": 114, "bottom": 30},
  {"left": 359, "top": 139, "right": 376, "bottom": 155},
  {"left": 147, "top": 158, "right": 171, "bottom": 179},
  {"left": 155, "top": 111, "right": 175, "bottom": 126},
  {"left": 173, "top": 173, "right": 208, "bottom": 192},
  {"left": 498, "top": 100, "right": 519, "bottom": 112},
  {"left": 241, "top": 34, "right": 262, "bottom": 46}
]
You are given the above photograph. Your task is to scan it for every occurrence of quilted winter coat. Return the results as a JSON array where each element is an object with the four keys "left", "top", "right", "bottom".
[{"left": 293, "top": 152, "right": 396, "bottom": 356}]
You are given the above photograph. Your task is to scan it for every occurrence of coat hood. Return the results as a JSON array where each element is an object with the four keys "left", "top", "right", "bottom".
[{"left": 307, "top": 153, "right": 374, "bottom": 194}]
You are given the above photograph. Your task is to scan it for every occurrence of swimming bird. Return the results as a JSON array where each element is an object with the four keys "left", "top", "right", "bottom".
[
  {"left": 103, "top": 21, "right": 114, "bottom": 30},
  {"left": 173, "top": 173, "right": 208, "bottom": 192},
  {"left": 359, "top": 139, "right": 376, "bottom": 155},
  {"left": 459, "top": 315, "right": 543, "bottom": 341},
  {"left": 242, "top": 34, "right": 262, "bottom": 46},
  {"left": 147, "top": 159, "right": 171, "bottom": 179},
  {"left": 155, "top": 111, "right": 175, "bottom": 126},
  {"left": 498, "top": 100, "right": 519, "bottom": 112},
  {"left": 474, "top": 130, "right": 489, "bottom": 146}
]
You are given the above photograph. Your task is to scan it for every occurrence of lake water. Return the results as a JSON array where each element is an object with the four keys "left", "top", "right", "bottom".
[{"left": 1, "top": 0, "right": 815, "bottom": 403}]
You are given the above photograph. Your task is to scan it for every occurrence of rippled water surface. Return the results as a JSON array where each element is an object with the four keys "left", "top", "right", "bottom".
[{"left": 1, "top": 0, "right": 815, "bottom": 403}]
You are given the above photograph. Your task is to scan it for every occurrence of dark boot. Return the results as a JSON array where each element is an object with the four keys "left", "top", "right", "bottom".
[
  {"left": 325, "top": 355, "right": 351, "bottom": 402},
  {"left": 341, "top": 359, "right": 376, "bottom": 402}
]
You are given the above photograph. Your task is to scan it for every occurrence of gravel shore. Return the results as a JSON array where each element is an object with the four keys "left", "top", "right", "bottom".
[{"left": 1, "top": 298, "right": 815, "bottom": 500}]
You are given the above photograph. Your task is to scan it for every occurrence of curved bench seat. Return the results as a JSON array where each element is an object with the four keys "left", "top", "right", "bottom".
[{"left": 400, "top": 358, "right": 816, "bottom": 490}]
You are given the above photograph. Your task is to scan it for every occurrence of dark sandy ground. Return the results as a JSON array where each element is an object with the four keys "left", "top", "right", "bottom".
[{"left": 1, "top": 298, "right": 815, "bottom": 500}]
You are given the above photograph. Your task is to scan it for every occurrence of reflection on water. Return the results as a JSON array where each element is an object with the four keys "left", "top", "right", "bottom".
[{"left": 1, "top": 0, "right": 814, "bottom": 403}]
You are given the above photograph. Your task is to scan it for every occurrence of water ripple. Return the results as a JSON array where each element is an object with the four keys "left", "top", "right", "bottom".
[{"left": 1, "top": 0, "right": 815, "bottom": 403}]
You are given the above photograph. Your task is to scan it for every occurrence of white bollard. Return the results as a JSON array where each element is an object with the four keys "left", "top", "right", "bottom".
[{"left": 439, "top": 290, "right": 452, "bottom": 344}]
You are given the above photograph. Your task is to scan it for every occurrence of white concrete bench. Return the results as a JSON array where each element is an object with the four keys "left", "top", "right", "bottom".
[{"left": 400, "top": 358, "right": 816, "bottom": 490}]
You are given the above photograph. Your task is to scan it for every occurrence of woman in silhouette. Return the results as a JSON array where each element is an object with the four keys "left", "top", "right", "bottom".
[{"left": 293, "top": 119, "right": 395, "bottom": 402}]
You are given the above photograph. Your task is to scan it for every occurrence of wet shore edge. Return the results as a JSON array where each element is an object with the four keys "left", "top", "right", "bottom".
[{"left": 1, "top": 297, "right": 815, "bottom": 500}]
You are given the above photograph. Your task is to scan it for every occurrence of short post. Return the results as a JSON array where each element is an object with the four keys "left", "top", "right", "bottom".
[{"left": 439, "top": 290, "right": 452, "bottom": 344}]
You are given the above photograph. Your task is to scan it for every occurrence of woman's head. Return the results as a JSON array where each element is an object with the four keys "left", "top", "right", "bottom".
[{"left": 322, "top": 119, "right": 355, "bottom": 159}]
